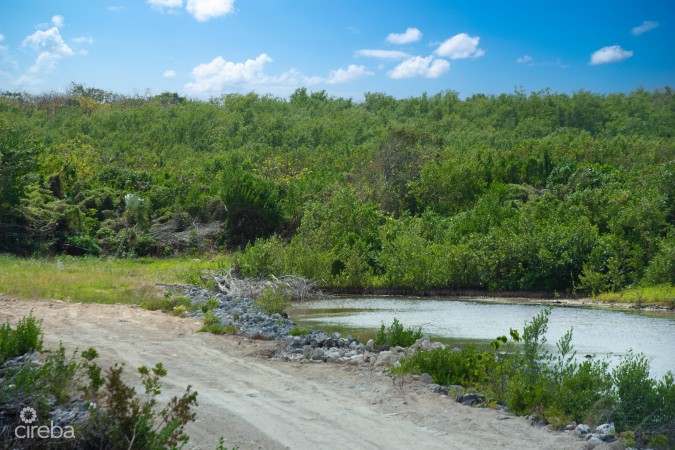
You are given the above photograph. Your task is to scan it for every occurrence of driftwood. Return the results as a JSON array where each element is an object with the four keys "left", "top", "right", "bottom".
[{"left": 210, "top": 270, "right": 323, "bottom": 302}]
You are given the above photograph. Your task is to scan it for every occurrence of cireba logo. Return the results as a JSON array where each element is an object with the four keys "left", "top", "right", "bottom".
[{"left": 15, "top": 407, "right": 75, "bottom": 439}]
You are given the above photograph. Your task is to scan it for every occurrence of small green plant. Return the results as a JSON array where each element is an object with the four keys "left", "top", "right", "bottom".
[
  {"left": 0, "top": 312, "right": 44, "bottom": 359},
  {"left": 374, "top": 318, "right": 422, "bottom": 348},
  {"left": 290, "top": 327, "right": 309, "bottom": 336},
  {"left": 254, "top": 285, "right": 292, "bottom": 315},
  {"left": 80, "top": 347, "right": 105, "bottom": 398},
  {"left": 202, "top": 312, "right": 221, "bottom": 327},
  {"left": 201, "top": 298, "right": 220, "bottom": 314}
]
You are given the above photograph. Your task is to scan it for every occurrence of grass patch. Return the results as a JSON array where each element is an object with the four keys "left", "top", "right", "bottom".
[
  {"left": 0, "top": 254, "right": 231, "bottom": 306},
  {"left": 198, "top": 325, "right": 237, "bottom": 335},
  {"left": 596, "top": 284, "right": 675, "bottom": 307}
]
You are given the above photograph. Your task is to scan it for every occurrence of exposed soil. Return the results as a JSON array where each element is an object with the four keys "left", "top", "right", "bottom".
[{"left": 0, "top": 298, "right": 583, "bottom": 450}]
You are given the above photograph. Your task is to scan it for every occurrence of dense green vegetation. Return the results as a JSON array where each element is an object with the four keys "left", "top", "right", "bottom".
[
  {"left": 1, "top": 84, "right": 674, "bottom": 296},
  {"left": 391, "top": 312, "right": 675, "bottom": 448}
]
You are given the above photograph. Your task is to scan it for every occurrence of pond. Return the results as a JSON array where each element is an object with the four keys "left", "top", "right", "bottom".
[{"left": 289, "top": 297, "right": 675, "bottom": 379}]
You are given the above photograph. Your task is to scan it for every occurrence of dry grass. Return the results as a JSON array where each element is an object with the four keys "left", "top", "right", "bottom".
[{"left": 0, "top": 255, "right": 231, "bottom": 305}]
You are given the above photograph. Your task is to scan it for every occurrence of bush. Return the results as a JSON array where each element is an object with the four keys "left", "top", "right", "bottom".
[
  {"left": 84, "top": 362, "right": 198, "bottom": 449},
  {"left": 290, "top": 327, "right": 309, "bottom": 336},
  {"left": 64, "top": 234, "right": 102, "bottom": 256},
  {"left": 374, "top": 318, "right": 422, "bottom": 348},
  {"left": 0, "top": 312, "right": 44, "bottom": 359},
  {"left": 254, "top": 285, "right": 292, "bottom": 315},
  {"left": 202, "top": 312, "right": 220, "bottom": 327},
  {"left": 237, "top": 235, "right": 286, "bottom": 278},
  {"left": 395, "top": 344, "right": 490, "bottom": 386}
]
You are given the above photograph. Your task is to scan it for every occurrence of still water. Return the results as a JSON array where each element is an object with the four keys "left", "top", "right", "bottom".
[{"left": 289, "top": 297, "right": 675, "bottom": 379}]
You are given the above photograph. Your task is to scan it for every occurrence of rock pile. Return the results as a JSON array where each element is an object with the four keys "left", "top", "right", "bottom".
[
  {"left": 167, "top": 285, "right": 298, "bottom": 340},
  {"left": 572, "top": 422, "right": 620, "bottom": 449}
]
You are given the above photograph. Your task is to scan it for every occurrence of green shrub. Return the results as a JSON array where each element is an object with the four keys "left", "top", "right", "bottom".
[
  {"left": 290, "top": 327, "right": 309, "bottom": 336},
  {"left": 238, "top": 235, "right": 286, "bottom": 278},
  {"left": 254, "top": 285, "right": 292, "bottom": 315},
  {"left": 202, "top": 312, "right": 221, "bottom": 327},
  {"left": 374, "top": 318, "right": 422, "bottom": 348},
  {"left": 201, "top": 298, "right": 220, "bottom": 314},
  {"left": 611, "top": 351, "right": 675, "bottom": 434},
  {"left": 65, "top": 234, "right": 102, "bottom": 255},
  {"left": 86, "top": 362, "right": 198, "bottom": 449},
  {"left": 395, "top": 344, "right": 490, "bottom": 386},
  {"left": 0, "top": 312, "right": 44, "bottom": 359}
]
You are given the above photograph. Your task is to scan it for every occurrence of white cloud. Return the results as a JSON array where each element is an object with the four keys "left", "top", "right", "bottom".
[
  {"left": 52, "top": 15, "right": 65, "bottom": 28},
  {"left": 163, "top": 69, "right": 177, "bottom": 78},
  {"left": 389, "top": 55, "right": 449, "bottom": 79},
  {"left": 186, "top": 53, "right": 272, "bottom": 93},
  {"left": 147, "top": 0, "right": 183, "bottom": 10},
  {"left": 186, "top": 54, "right": 375, "bottom": 95},
  {"left": 186, "top": 0, "right": 235, "bottom": 21},
  {"left": 631, "top": 20, "right": 660, "bottom": 36},
  {"left": 590, "top": 45, "right": 633, "bottom": 65},
  {"left": 435, "top": 33, "right": 485, "bottom": 59},
  {"left": 325, "top": 65, "right": 373, "bottom": 84},
  {"left": 355, "top": 49, "right": 410, "bottom": 60},
  {"left": 516, "top": 55, "right": 532, "bottom": 64},
  {"left": 108, "top": 6, "right": 128, "bottom": 12},
  {"left": 386, "top": 27, "right": 422, "bottom": 44},
  {"left": 22, "top": 26, "right": 74, "bottom": 74}
]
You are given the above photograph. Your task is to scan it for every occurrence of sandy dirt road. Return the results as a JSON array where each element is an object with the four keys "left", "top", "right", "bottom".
[{"left": 0, "top": 298, "right": 582, "bottom": 450}]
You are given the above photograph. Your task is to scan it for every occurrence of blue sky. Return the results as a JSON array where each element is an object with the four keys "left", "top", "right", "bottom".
[{"left": 1, "top": 0, "right": 673, "bottom": 99}]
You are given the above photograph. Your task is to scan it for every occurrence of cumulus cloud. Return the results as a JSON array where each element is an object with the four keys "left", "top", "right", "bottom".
[
  {"left": 386, "top": 27, "right": 422, "bottom": 44},
  {"left": 52, "top": 15, "right": 65, "bottom": 28},
  {"left": 186, "top": 0, "right": 235, "bottom": 21},
  {"left": 355, "top": 49, "right": 410, "bottom": 60},
  {"left": 389, "top": 55, "right": 449, "bottom": 79},
  {"left": 186, "top": 53, "right": 273, "bottom": 93},
  {"left": 163, "top": 69, "right": 177, "bottom": 78},
  {"left": 516, "top": 55, "right": 532, "bottom": 64},
  {"left": 325, "top": 65, "right": 373, "bottom": 84},
  {"left": 631, "top": 20, "right": 660, "bottom": 36},
  {"left": 186, "top": 54, "right": 374, "bottom": 95},
  {"left": 590, "top": 45, "right": 633, "bottom": 65},
  {"left": 435, "top": 33, "right": 485, "bottom": 59},
  {"left": 22, "top": 26, "right": 74, "bottom": 74}
]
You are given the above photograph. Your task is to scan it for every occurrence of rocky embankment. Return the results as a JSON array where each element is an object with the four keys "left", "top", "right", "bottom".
[{"left": 168, "top": 285, "right": 637, "bottom": 450}]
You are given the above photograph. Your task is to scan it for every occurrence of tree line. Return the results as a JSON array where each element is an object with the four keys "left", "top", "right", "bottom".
[{"left": 1, "top": 84, "right": 673, "bottom": 294}]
